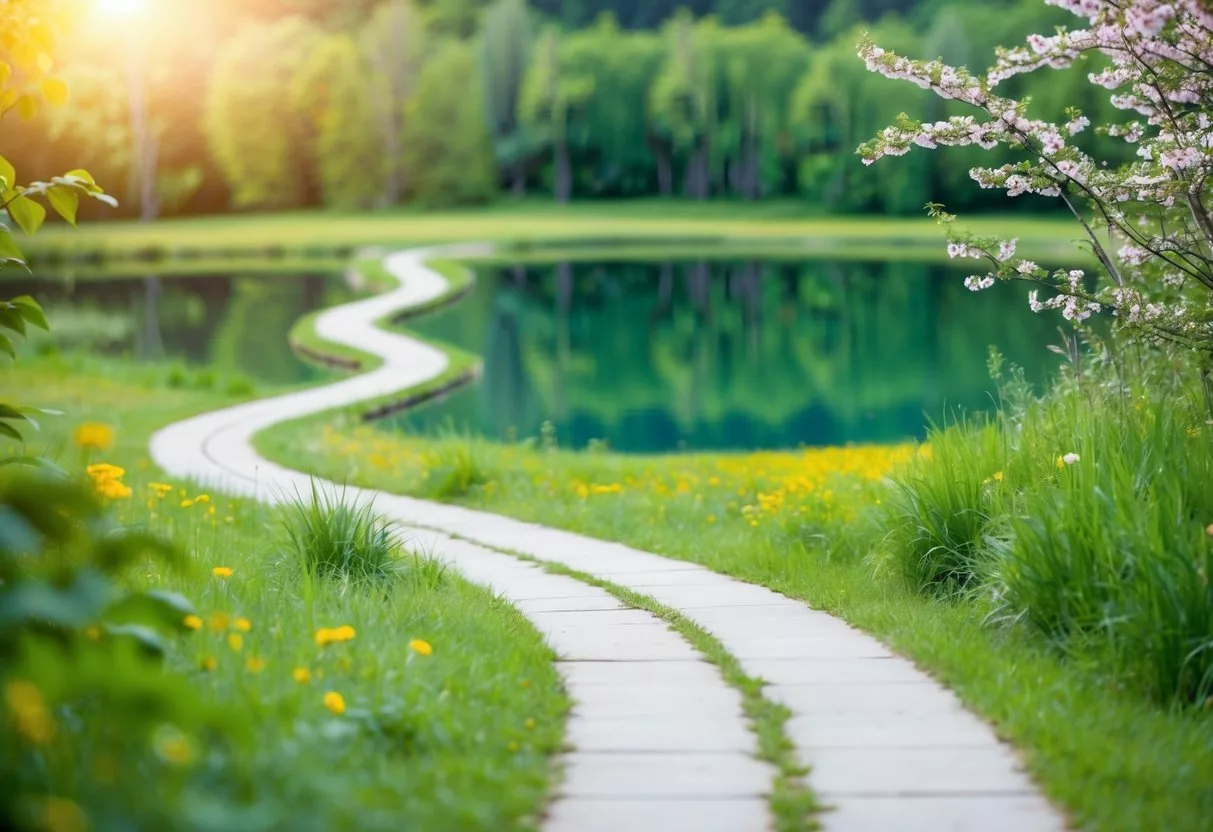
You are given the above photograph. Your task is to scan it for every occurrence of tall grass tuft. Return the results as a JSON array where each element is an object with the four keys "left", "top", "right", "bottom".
[
  {"left": 280, "top": 483, "right": 402, "bottom": 583},
  {"left": 882, "top": 350, "right": 1213, "bottom": 705},
  {"left": 421, "top": 430, "right": 493, "bottom": 500},
  {"left": 882, "top": 421, "right": 1005, "bottom": 595}
]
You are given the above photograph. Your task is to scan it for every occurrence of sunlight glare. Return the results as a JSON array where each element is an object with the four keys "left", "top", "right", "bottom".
[{"left": 96, "top": 0, "right": 146, "bottom": 17}]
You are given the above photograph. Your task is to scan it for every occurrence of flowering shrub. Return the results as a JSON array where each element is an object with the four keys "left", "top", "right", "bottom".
[{"left": 859, "top": 0, "right": 1213, "bottom": 353}]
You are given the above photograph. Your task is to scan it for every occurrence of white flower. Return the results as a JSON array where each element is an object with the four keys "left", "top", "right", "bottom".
[{"left": 1062, "top": 453, "right": 1080, "bottom": 465}]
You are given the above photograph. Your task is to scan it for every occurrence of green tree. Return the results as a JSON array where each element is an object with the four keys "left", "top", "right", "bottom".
[
  {"left": 205, "top": 16, "right": 323, "bottom": 209},
  {"left": 479, "top": 0, "right": 532, "bottom": 195},
  {"left": 649, "top": 12, "right": 719, "bottom": 198},
  {"left": 296, "top": 35, "right": 384, "bottom": 210},
  {"left": 360, "top": 0, "right": 428, "bottom": 206},
  {"left": 402, "top": 43, "right": 496, "bottom": 206},
  {"left": 518, "top": 28, "right": 595, "bottom": 202}
]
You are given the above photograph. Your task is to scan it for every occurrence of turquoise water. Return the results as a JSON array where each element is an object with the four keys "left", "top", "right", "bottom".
[{"left": 394, "top": 257, "right": 1061, "bottom": 452}]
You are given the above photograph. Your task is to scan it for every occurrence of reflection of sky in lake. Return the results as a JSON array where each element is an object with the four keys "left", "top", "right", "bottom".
[
  {"left": 9, "top": 272, "right": 350, "bottom": 385},
  {"left": 394, "top": 259, "right": 1062, "bottom": 452}
]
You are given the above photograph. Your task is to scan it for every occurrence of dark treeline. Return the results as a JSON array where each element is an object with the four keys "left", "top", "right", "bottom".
[{"left": 7, "top": 0, "right": 1123, "bottom": 219}]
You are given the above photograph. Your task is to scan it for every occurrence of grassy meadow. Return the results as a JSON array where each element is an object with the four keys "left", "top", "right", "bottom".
[{"left": 0, "top": 357, "right": 568, "bottom": 832}]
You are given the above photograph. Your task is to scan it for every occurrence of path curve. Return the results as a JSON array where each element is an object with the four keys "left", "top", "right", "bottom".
[{"left": 150, "top": 246, "right": 1064, "bottom": 832}]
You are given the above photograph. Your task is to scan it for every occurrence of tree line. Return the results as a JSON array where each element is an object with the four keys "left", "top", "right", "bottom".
[{"left": 6, "top": 0, "right": 1128, "bottom": 218}]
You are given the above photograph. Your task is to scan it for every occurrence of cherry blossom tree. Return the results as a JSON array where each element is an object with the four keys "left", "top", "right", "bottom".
[{"left": 858, "top": 0, "right": 1213, "bottom": 355}]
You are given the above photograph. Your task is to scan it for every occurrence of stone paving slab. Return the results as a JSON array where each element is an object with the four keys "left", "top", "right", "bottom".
[
  {"left": 566, "top": 713, "right": 756, "bottom": 752},
  {"left": 823, "top": 795, "right": 1063, "bottom": 832},
  {"left": 150, "top": 245, "right": 1065, "bottom": 832},
  {"left": 786, "top": 712, "right": 998, "bottom": 749},
  {"left": 561, "top": 752, "right": 771, "bottom": 798},
  {"left": 545, "top": 798, "right": 771, "bottom": 832}
]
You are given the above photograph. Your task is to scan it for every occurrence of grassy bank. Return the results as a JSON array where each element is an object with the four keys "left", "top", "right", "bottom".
[
  {"left": 0, "top": 359, "right": 568, "bottom": 832},
  {"left": 23, "top": 202, "right": 1082, "bottom": 265},
  {"left": 257, "top": 408, "right": 1213, "bottom": 832}
]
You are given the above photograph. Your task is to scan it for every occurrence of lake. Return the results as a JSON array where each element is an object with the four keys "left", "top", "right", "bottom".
[
  {"left": 395, "top": 257, "right": 1060, "bottom": 452},
  {"left": 10, "top": 256, "right": 1061, "bottom": 451},
  {"left": 7, "top": 272, "right": 351, "bottom": 386}
]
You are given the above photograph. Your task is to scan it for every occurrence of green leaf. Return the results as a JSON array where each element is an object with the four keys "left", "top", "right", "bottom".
[
  {"left": 47, "top": 184, "right": 79, "bottom": 226},
  {"left": 0, "top": 456, "right": 67, "bottom": 476},
  {"left": 0, "top": 404, "right": 29, "bottom": 422},
  {"left": 10, "top": 296, "right": 48, "bottom": 331},
  {"left": 6, "top": 194, "right": 46, "bottom": 237},
  {"left": 0, "top": 331, "right": 15, "bottom": 360},
  {"left": 0, "top": 569, "right": 113, "bottom": 631},
  {"left": 104, "top": 590, "right": 198, "bottom": 635},
  {"left": 0, "top": 226, "right": 25, "bottom": 263},
  {"left": 0, "top": 155, "right": 14, "bottom": 193},
  {"left": 102, "top": 623, "right": 168, "bottom": 658},
  {"left": 0, "top": 307, "right": 26, "bottom": 336},
  {"left": 65, "top": 168, "right": 96, "bottom": 187},
  {"left": 95, "top": 529, "right": 179, "bottom": 572},
  {"left": 0, "top": 420, "right": 24, "bottom": 441}
]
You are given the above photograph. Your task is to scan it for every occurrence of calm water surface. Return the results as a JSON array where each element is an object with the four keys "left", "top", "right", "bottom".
[
  {"left": 10, "top": 258, "right": 1061, "bottom": 452},
  {"left": 9, "top": 272, "right": 350, "bottom": 385},
  {"left": 396, "top": 258, "right": 1061, "bottom": 451}
]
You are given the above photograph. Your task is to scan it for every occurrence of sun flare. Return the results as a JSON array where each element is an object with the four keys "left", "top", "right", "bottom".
[{"left": 95, "top": 0, "right": 146, "bottom": 17}]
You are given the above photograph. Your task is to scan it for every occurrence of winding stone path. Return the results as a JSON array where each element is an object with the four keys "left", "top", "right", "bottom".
[{"left": 150, "top": 246, "right": 1065, "bottom": 832}]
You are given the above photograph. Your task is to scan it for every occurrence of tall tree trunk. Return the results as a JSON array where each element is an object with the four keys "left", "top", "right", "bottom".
[
  {"left": 745, "top": 99, "right": 761, "bottom": 201},
  {"left": 511, "top": 156, "right": 527, "bottom": 197},
  {"left": 656, "top": 146, "right": 673, "bottom": 196},
  {"left": 554, "top": 140, "right": 571, "bottom": 203}
]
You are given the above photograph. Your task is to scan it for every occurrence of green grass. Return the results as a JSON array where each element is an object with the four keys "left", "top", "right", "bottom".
[
  {"left": 23, "top": 201, "right": 1082, "bottom": 266},
  {"left": 263, "top": 416, "right": 1213, "bottom": 832},
  {"left": 0, "top": 359, "right": 569, "bottom": 832}
]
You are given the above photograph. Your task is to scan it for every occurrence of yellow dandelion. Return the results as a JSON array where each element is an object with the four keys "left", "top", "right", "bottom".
[
  {"left": 993, "top": 471, "right": 1004, "bottom": 482},
  {"left": 4, "top": 679, "right": 56, "bottom": 745},
  {"left": 183, "top": 615, "right": 203, "bottom": 631},
  {"left": 194, "top": 494, "right": 211, "bottom": 504},
  {"left": 292, "top": 667, "right": 311, "bottom": 684},
  {"left": 322, "top": 691, "right": 346, "bottom": 715},
  {"left": 212, "top": 566, "right": 233, "bottom": 579},
  {"left": 149, "top": 482, "right": 174, "bottom": 498},
  {"left": 227, "top": 633, "right": 243, "bottom": 653},
  {"left": 409, "top": 639, "right": 433, "bottom": 657},
  {"left": 234, "top": 617, "right": 251, "bottom": 632},
  {"left": 73, "top": 422, "right": 114, "bottom": 450},
  {"left": 181, "top": 499, "right": 194, "bottom": 508},
  {"left": 152, "top": 724, "right": 196, "bottom": 767},
  {"left": 209, "top": 612, "right": 230, "bottom": 631},
  {"left": 245, "top": 656, "right": 266, "bottom": 673}
]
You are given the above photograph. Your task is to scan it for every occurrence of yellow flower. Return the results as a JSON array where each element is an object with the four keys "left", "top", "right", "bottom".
[
  {"left": 86, "top": 462, "right": 125, "bottom": 482},
  {"left": 227, "top": 633, "right": 243, "bottom": 653},
  {"left": 292, "top": 667, "right": 311, "bottom": 684},
  {"left": 212, "top": 566, "right": 233, "bottom": 579},
  {"left": 322, "top": 691, "right": 346, "bottom": 715},
  {"left": 245, "top": 656, "right": 265, "bottom": 673},
  {"left": 183, "top": 615, "right": 203, "bottom": 631},
  {"left": 315, "top": 625, "right": 356, "bottom": 647},
  {"left": 209, "top": 612, "right": 230, "bottom": 631},
  {"left": 409, "top": 639, "right": 433, "bottom": 657},
  {"left": 993, "top": 471, "right": 1004, "bottom": 482},
  {"left": 4, "top": 679, "right": 56, "bottom": 744},
  {"left": 41, "top": 797, "right": 87, "bottom": 832},
  {"left": 201, "top": 656, "right": 217, "bottom": 672},
  {"left": 74, "top": 422, "right": 114, "bottom": 450},
  {"left": 194, "top": 494, "right": 211, "bottom": 504},
  {"left": 234, "top": 617, "right": 251, "bottom": 632},
  {"left": 149, "top": 482, "right": 173, "bottom": 498},
  {"left": 152, "top": 724, "right": 196, "bottom": 767},
  {"left": 181, "top": 499, "right": 194, "bottom": 508}
]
